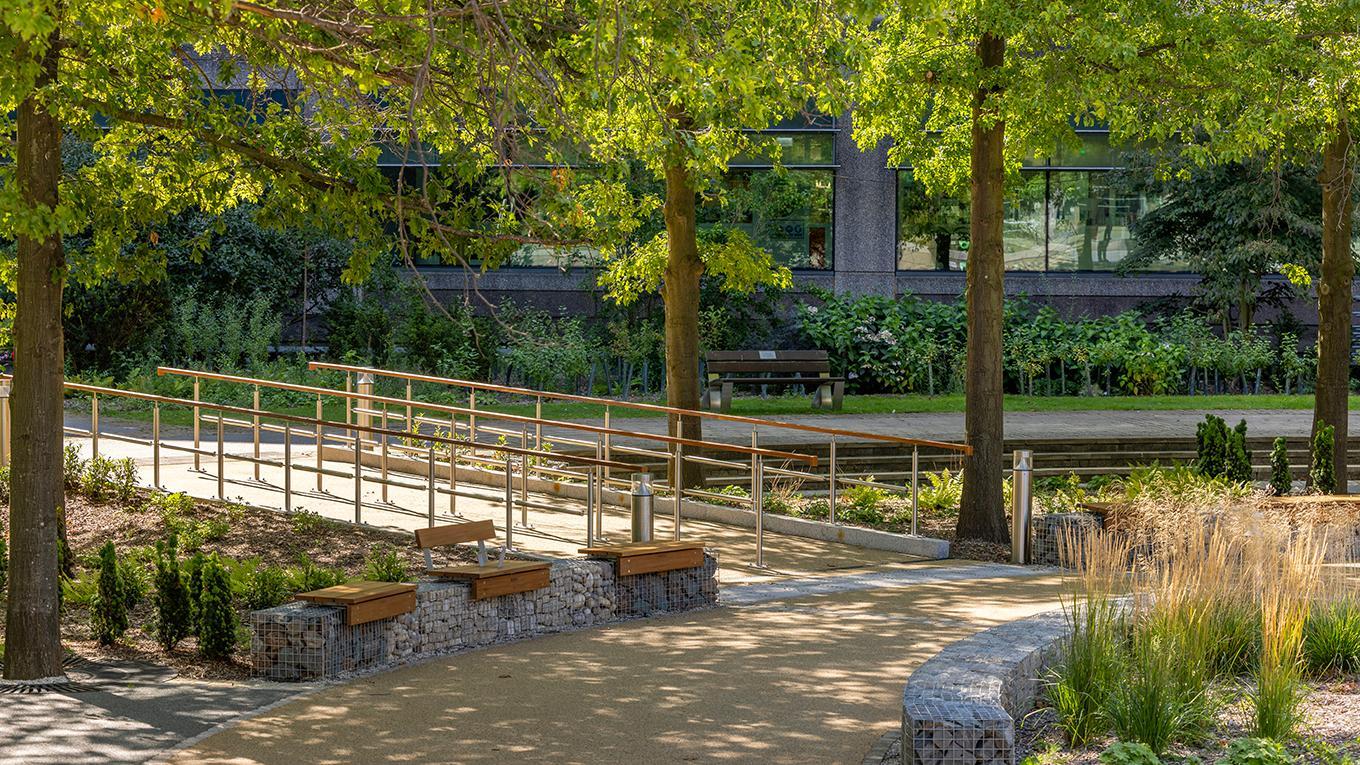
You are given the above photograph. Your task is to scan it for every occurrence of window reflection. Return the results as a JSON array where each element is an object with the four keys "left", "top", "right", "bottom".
[{"left": 706, "top": 169, "right": 834, "bottom": 270}]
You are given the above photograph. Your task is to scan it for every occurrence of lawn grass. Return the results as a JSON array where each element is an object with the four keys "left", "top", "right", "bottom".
[{"left": 82, "top": 390, "right": 1343, "bottom": 428}]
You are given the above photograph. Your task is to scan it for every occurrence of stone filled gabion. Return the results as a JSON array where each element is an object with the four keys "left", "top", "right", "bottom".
[
  {"left": 250, "top": 552, "right": 719, "bottom": 682},
  {"left": 1029, "top": 512, "right": 1103, "bottom": 568}
]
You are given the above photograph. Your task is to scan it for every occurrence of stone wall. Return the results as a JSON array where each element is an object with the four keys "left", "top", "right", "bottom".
[
  {"left": 901, "top": 609, "right": 1069, "bottom": 765},
  {"left": 251, "top": 553, "right": 719, "bottom": 682}
]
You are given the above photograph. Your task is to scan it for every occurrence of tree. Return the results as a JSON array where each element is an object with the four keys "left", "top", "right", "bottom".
[
  {"left": 564, "top": 0, "right": 826, "bottom": 451},
  {"left": 1, "top": 0, "right": 592, "bottom": 679},
  {"left": 1113, "top": 153, "right": 1321, "bottom": 333},
  {"left": 846, "top": 1, "right": 1134, "bottom": 542},
  {"left": 1100, "top": 0, "right": 1360, "bottom": 494}
]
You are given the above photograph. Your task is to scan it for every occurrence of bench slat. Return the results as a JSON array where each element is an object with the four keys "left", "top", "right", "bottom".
[
  {"left": 428, "top": 561, "right": 550, "bottom": 580},
  {"left": 578, "top": 541, "right": 705, "bottom": 557},
  {"left": 708, "top": 376, "right": 842, "bottom": 385},
  {"left": 346, "top": 591, "right": 417, "bottom": 625},
  {"left": 619, "top": 547, "right": 705, "bottom": 576},
  {"left": 471, "top": 567, "right": 551, "bottom": 600},
  {"left": 296, "top": 581, "right": 416, "bottom": 606},
  {"left": 707, "top": 362, "right": 831, "bottom": 374},
  {"left": 415, "top": 519, "right": 496, "bottom": 549},
  {"left": 706, "top": 350, "right": 828, "bottom": 361}
]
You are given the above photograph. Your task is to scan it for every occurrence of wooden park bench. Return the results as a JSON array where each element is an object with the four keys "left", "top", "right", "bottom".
[
  {"left": 296, "top": 580, "right": 417, "bottom": 626},
  {"left": 578, "top": 540, "right": 706, "bottom": 576},
  {"left": 414, "top": 519, "right": 550, "bottom": 601},
  {"left": 703, "top": 350, "right": 845, "bottom": 412}
]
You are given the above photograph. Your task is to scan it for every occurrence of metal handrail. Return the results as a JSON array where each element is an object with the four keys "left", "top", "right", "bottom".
[
  {"left": 156, "top": 366, "right": 817, "bottom": 465},
  {"left": 306, "top": 360, "right": 973, "bottom": 455}
]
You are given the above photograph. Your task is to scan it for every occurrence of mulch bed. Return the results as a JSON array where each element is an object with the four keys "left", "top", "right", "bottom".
[{"left": 0, "top": 490, "right": 491, "bottom": 681}]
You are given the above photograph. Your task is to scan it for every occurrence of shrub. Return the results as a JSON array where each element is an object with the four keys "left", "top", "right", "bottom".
[
  {"left": 289, "top": 507, "right": 335, "bottom": 535},
  {"left": 1269, "top": 437, "right": 1291, "bottom": 496},
  {"left": 288, "top": 555, "right": 347, "bottom": 592},
  {"left": 197, "top": 554, "right": 237, "bottom": 660},
  {"left": 1226, "top": 420, "right": 1252, "bottom": 484},
  {"left": 118, "top": 554, "right": 149, "bottom": 612},
  {"left": 797, "top": 499, "right": 830, "bottom": 521},
  {"left": 110, "top": 458, "right": 138, "bottom": 502},
  {"left": 243, "top": 565, "right": 291, "bottom": 611},
  {"left": 63, "top": 444, "right": 88, "bottom": 489},
  {"left": 1215, "top": 738, "right": 1291, "bottom": 765},
  {"left": 362, "top": 544, "right": 410, "bottom": 583},
  {"left": 186, "top": 551, "right": 206, "bottom": 633},
  {"left": 92, "top": 542, "right": 129, "bottom": 646},
  {"left": 1311, "top": 424, "right": 1336, "bottom": 493},
  {"left": 1303, "top": 598, "right": 1360, "bottom": 676},
  {"left": 153, "top": 536, "right": 193, "bottom": 650},
  {"left": 0, "top": 535, "right": 7, "bottom": 593},
  {"left": 1195, "top": 415, "right": 1229, "bottom": 478},
  {"left": 0, "top": 465, "right": 10, "bottom": 505},
  {"left": 1100, "top": 741, "right": 1160, "bottom": 765}
]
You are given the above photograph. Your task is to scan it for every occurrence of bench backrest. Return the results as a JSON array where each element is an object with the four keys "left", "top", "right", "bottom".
[
  {"left": 415, "top": 519, "right": 496, "bottom": 549},
  {"left": 706, "top": 350, "right": 831, "bottom": 375}
]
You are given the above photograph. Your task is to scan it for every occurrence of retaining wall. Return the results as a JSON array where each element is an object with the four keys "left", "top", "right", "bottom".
[
  {"left": 251, "top": 553, "right": 718, "bottom": 681},
  {"left": 901, "top": 609, "right": 1069, "bottom": 765}
]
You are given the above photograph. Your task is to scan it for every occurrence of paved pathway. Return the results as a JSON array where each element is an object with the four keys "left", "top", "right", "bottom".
[{"left": 169, "top": 562, "right": 1066, "bottom": 765}]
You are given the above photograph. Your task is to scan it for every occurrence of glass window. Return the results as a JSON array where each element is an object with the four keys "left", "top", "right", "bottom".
[
  {"left": 730, "top": 133, "right": 836, "bottom": 167},
  {"left": 708, "top": 169, "right": 834, "bottom": 269},
  {"left": 1004, "top": 172, "right": 1048, "bottom": 270},
  {"left": 1052, "top": 132, "right": 1118, "bottom": 168},
  {"left": 1048, "top": 171, "right": 1168, "bottom": 271},
  {"left": 897, "top": 173, "right": 968, "bottom": 270}
]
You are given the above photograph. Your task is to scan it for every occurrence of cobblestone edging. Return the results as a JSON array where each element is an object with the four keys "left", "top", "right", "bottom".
[
  {"left": 901, "top": 608, "right": 1068, "bottom": 765},
  {"left": 250, "top": 553, "right": 719, "bottom": 681}
]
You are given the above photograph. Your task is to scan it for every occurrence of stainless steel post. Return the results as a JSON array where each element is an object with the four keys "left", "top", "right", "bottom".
[
  {"left": 356, "top": 372, "right": 374, "bottom": 443},
  {"left": 1012, "top": 450, "right": 1034, "bottom": 565},
  {"left": 754, "top": 455, "right": 765, "bottom": 568},
  {"left": 216, "top": 415, "right": 224, "bottom": 500},
  {"left": 405, "top": 379, "right": 413, "bottom": 431},
  {"left": 448, "top": 414, "right": 458, "bottom": 517},
  {"left": 380, "top": 404, "right": 389, "bottom": 502},
  {"left": 283, "top": 424, "right": 292, "bottom": 512},
  {"left": 344, "top": 372, "right": 352, "bottom": 435},
  {"left": 535, "top": 396, "right": 543, "bottom": 449},
  {"left": 252, "top": 385, "right": 261, "bottom": 480},
  {"left": 427, "top": 443, "right": 437, "bottom": 527},
  {"left": 828, "top": 437, "right": 837, "bottom": 524},
  {"left": 630, "top": 473, "right": 654, "bottom": 543},
  {"left": 520, "top": 425, "right": 530, "bottom": 521},
  {"left": 603, "top": 407, "right": 612, "bottom": 489},
  {"left": 353, "top": 436, "right": 362, "bottom": 524},
  {"left": 911, "top": 447, "right": 920, "bottom": 536},
  {"left": 672, "top": 443, "right": 684, "bottom": 541},
  {"left": 192, "top": 377, "right": 201, "bottom": 470},
  {"left": 152, "top": 403, "right": 161, "bottom": 488},
  {"left": 468, "top": 389, "right": 477, "bottom": 443},
  {"left": 0, "top": 380, "right": 11, "bottom": 467},
  {"left": 594, "top": 435, "right": 605, "bottom": 539},
  {"left": 504, "top": 459, "right": 514, "bottom": 551},
  {"left": 586, "top": 467, "right": 597, "bottom": 548},
  {"left": 91, "top": 393, "right": 100, "bottom": 459},
  {"left": 315, "top": 396, "right": 324, "bottom": 491}
]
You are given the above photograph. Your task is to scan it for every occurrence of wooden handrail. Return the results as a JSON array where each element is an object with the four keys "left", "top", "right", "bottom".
[
  {"left": 47, "top": 376, "right": 633, "bottom": 471},
  {"left": 306, "top": 360, "right": 973, "bottom": 455},
  {"left": 155, "top": 367, "right": 819, "bottom": 465}
]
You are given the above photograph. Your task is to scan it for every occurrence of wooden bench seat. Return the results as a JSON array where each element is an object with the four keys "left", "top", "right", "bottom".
[
  {"left": 416, "top": 520, "right": 550, "bottom": 600},
  {"left": 704, "top": 350, "right": 845, "bottom": 412},
  {"left": 296, "top": 580, "right": 418, "bottom": 626},
  {"left": 578, "top": 541, "right": 706, "bottom": 576}
]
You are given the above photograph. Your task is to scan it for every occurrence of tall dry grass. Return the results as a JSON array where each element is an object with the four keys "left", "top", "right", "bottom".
[{"left": 1050, "top": 495, "right": 1348, "bottom": 749}]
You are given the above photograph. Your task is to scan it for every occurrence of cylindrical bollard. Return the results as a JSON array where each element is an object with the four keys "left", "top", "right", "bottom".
[
  {"left": 1011, "top": 450, "right": 1034, "bottom": 565},
  {"left": 630, "top": 473, "right": 654, "bottom": 543}
]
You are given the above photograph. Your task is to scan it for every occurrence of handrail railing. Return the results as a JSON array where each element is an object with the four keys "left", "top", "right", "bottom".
[
  {"left": 306, "top": 360, "right": 973, "bottom": 455},
  {"left": 47, "top": 375, "right": 634, "bottom": 549}
]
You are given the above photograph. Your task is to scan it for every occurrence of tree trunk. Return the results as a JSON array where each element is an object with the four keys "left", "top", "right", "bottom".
[
  {"left": 661, "top": 151, "right": 704, "bottom": 487},
  {"left": 4, "top": 29, "right": 67, "bottom": 681},
  {"left": 1314, "top": 116, "right": 1354, "bottom": 494},
  {"left": 956, "top": 33, "right": 1009, "bottom": 544}
]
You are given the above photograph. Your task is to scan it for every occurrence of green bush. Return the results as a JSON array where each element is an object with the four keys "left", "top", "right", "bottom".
[
  {"left": 1269, "top": 437, "right": 1291, "bottom": 496},
  {"left": 1214, "top": 738, "right": 1291, "bottom": 765},
  {"left": 197, "top": 554, "right": 237, "bottom": 660},
  {"left": 1226, "top": 420, "right": 1252, "bottom": 484},
  {"left": 64, "top": 444, "right": 88, "bottom": 489},
  {"left": 92, "top": 542, "right": 129, "bottom": 646},
  {"left": 243, "top": 565, "right": 291, "bottom": 611},
  {"left": 1100, "top": 741, "right": 1160, "bottom": 765},
  {"left": 1311, "top": 424, "right": 1336, "bottom": 493},
  {"left": 153, "top": 536, "right": 193, "bottom": 651},
  {"left": 1303, "top": 599, "right": 1360, "bottom": 676},
  {"left": 288, "top": 555, "right": 347, "bottom": 592},
  {"left": 1196, "top": 415, "right": 1229, "bottom": 478},
  {"left": 77, "top": 455, "right": 139, "bottom": 501},
  {"left": 186, "top": 551, "right": 206, "bottom": 634},
  {"left": 0, "top": 465, "right": 10, "bottom": 505},
  {"left": 362, "top": 545, "right": 410, "bottom": 583},
  {"left": 916, "top": 469, "right": 964, "bottom": 515}
]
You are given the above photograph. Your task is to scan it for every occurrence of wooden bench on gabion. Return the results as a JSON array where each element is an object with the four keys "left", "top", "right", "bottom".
[
  {"left": 704, "top": 350, "right": 845, "bottom": 412},
  {"left": 295, "top": 580, "right": 417, "bottom": 626},
  {"left": 578, "top": 541, "right": 706, "bottom": 576},
  {"left": 415, "top": 519, "right": 550, "bottom": 601}
]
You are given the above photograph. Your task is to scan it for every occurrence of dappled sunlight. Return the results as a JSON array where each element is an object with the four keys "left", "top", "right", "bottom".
[{"left": 176, "top": 573, "right": 1067, "bottom": 764}]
